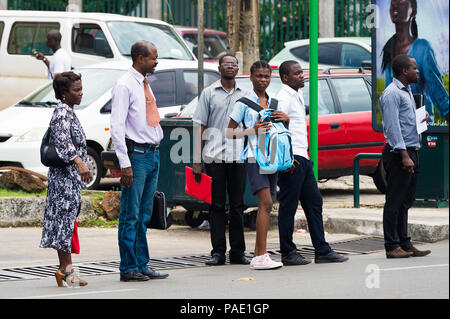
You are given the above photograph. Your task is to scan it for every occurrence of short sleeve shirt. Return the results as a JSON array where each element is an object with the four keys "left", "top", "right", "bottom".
[
  {"left": 229, "top": 90, "right": 274, "bottom": 160},
  {"left": 49, "top": 48, "right": 71, "bottom": 79},
  {"left": 193, "top": 80, "right": 247, "bottom": 162}
]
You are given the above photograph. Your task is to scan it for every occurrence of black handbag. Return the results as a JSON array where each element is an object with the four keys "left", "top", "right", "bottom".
[
  {"left": 40, "top": 125, "right": 78, "bottom": 168},
  {"left": 146, "top": 191, "right": 173, "bottom": 230}
]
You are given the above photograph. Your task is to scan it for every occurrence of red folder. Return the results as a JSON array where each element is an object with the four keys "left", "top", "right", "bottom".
[{"left": 185, "top": 166, "right": 212, "bottom": 204}]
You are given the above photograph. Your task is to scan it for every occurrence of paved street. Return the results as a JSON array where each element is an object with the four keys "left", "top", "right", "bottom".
[
  {"left": 0, "top": 226, "right": 448, "bottom": 300},
  {"left": 0, "top": 176, "right": 448, "bottom": 302}
]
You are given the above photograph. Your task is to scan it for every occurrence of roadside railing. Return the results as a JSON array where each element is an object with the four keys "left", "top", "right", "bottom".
[{"left": 353, "top": 153, "right": 382, "bottom": 208}]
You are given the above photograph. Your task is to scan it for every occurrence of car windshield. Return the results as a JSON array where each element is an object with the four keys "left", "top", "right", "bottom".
[
  {"left": 107, "top": 21, "right": 194, "bottom": 61},
  {"left": 16, "top": 68, "right": 126, "bottom": 109},
  {"left": 205, "top": 34, "right": 228, "bottom": 58},
  {"left": 179, "top": 76, "right": 282, "bottom": 116}
]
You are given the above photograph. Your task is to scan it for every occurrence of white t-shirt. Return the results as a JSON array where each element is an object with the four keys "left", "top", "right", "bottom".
[
  {"left": 276, "top": 83, "right": 309, "bottom": 159},
  {"left": 48, "top": 48, "right": 71, "bottom": 79}
]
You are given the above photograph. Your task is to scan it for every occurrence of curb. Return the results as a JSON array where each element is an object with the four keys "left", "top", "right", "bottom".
[{"left": 0, "top": 197, "right": 448, "bottom": 243}]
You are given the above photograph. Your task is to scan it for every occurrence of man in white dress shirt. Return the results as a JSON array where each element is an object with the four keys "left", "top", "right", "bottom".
[
  {"left": 276, "top": 60, "right": 349, "bottom": 265},
  {"left": 110, "top": 41, "right": 168, "bottom": 282},
  {"left": 32, "top": 30, "right": 71, "bottom": 79}
]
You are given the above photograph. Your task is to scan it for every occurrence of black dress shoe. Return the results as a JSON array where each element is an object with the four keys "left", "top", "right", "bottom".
[
  {"left": 315, "top": 250, "right": 349, "bottom": 264},
  {"left": 120, "top": 270, "right": 150, "bottom": 282},
  {"left": 281, "top": 250, "right": 312, "bottom": 266},
  {"left": 141, "top": 268, "right": 169, "bottom": 279},
  {"left": 205, "top": 254, "right": 225, "bottom": 266},
  {"left": 229, "top": 255, "right": 251, "bottom": 265}
]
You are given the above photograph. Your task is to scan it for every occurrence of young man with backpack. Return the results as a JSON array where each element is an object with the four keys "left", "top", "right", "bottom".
[
  {"left": 276, "top": 60, "right": 349, "bottom": 265},
  {"left": 227, "top": 61, "right": 289, "bottom": 270}
]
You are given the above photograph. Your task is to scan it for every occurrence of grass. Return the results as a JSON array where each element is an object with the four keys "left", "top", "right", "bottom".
[{"left": 0, "top": 188, "right": 47, "bottom": 197}]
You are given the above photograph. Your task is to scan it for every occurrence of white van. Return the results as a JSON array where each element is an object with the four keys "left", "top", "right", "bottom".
[{"left": 0, "top": 10, "right": 196, "bottom": 109}]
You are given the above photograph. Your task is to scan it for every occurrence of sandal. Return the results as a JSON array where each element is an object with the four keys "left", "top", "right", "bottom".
[{"left": 55, "top": 266, "right": 88, "bottom": 287}]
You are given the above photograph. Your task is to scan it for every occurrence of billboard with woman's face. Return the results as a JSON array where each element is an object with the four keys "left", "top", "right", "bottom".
[{"left": 373, "top": 0, "right": 449, "bottom": 131}]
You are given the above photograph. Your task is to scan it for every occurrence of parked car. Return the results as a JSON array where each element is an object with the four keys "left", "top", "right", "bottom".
[
  {"left": 0, "top": 60, "right": 220, "bottom": 189},
  {"left": 180, "top": 68, "right": 387, "bottom": 193},
  {"left": 268, "top": 37, "right": 371, "bottom": 71},
  {"left": 0, "top": 10, "right": 196, "bottom": 110},
  {"left": 175, "top": 26, "right": 228, "bottom": 63}
]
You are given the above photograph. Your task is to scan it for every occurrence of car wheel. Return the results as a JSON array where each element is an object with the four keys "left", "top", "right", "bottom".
[
  {"left": 85, "top": 146, "right": 102, "bottom": 190},
  {"left": 372, "top": 161, "right": 387, "bottom": 194},
  {"left": 184, "top": 210, "right": 207, "bottom": 228}
]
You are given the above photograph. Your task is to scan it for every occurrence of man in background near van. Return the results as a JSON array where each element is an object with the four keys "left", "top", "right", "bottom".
[{"left": 32, "top": 30, "right": 71, "bottom": 80}]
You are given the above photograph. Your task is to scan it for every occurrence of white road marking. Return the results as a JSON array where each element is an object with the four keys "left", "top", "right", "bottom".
[
  {"left": 14, "top": 288, "right": 137, "bottom": 299},
  {"left": 379, "top": 264, "right": 449, "bottom": 272}
]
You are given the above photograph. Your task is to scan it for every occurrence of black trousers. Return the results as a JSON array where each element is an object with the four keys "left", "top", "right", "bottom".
[
  {"left": 205, "top": 161, "right": 246, "bottom": 257},
  {"left": 382, "top": 144, "right": 419, "bottom": 252},
  {"left": 277, "top": 155, "right": 331, "bottom": 257}
]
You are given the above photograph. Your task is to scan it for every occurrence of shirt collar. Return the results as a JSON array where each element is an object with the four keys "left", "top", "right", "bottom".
[
  {"left": 281, "top": 83, "right": 302, "bottom": 96},
  {"left": 213, "top": 79, "right": 242, "bottom": 92},
  {"left": 129, "top": 67, "right": 145, "bottom": 84},
  {"left": 248, "top": 89, "right": 271, "bottom": 103},
  {"left": 393, "top": 77, "right": 410, "bottom": 92}
]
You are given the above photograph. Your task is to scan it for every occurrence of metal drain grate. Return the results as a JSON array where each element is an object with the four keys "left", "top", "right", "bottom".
[
  {"left": 327, "top": 235, "right": 421, "bottom": 254},
  {"left": 0, "top": 236, "right": 410, "bottom": 282}
]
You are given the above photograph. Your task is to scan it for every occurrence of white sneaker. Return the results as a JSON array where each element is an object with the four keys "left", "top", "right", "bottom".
[{"left": 250, "top": 253, "right": 283, "bottom": 270}]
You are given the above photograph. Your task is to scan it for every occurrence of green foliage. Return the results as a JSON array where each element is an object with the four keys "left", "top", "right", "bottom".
[
  {"left": 259, "top": 0, "right": 309, "bottom": 61},
  {"left": 428, "top": 73, "right": 448, "bottom": 125},
  {"left": 8, "top": 0, "right": 68, "bottom": 11},
  {"left": 78, "top": 218, "right": 119, "bottom": 227}
]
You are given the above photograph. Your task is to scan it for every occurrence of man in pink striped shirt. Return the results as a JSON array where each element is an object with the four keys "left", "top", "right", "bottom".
[{"left": 111, "top": 41, "right": 168, "bottom": 282}]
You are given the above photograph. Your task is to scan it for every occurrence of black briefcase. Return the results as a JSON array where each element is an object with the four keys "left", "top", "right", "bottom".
[{"left": 146, "top": 191, "right": 173, "bottom": 230}]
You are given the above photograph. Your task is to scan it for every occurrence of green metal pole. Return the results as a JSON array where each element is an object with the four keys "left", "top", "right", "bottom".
[{"left": 309, "top": 0, "right": 319, "bottom": 180}]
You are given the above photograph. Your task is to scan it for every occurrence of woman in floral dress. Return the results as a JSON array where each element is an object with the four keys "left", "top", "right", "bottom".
[{"left": 40, "top": 72, "right": 92, "bottom": 287}]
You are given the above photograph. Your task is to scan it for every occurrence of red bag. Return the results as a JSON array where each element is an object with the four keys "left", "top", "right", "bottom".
[{"left": 71, "top": 220, "right": 80, "bottom": 254}]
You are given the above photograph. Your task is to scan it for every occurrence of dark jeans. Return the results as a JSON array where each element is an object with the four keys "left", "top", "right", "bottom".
[
  {"left": 118, "top": 147, "right": 159, "bottom": 274},
  {"left": 382, "top": 144, "right": 419, "bottom": 252},
  {"left": 277, "top": 155, "right": 331, "bottom": 257},
  {"left": 205, "top": 161, "right": 246, "bottom": 258}
]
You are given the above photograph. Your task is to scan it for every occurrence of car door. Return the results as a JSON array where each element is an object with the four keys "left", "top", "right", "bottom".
[
  {"left": 303, "top": 78, "right": 348, "bottom": 174},
  {"left": 330, "top": 76, "right": 385, "bottom": 171}
]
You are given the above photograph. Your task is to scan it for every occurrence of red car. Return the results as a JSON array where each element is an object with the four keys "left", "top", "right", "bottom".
[
  {"left": 180, "top": 68, "right": 387, "bottom": 192},
  {"left": 175, "top": 26, "right": 228, "bottom": 64}
]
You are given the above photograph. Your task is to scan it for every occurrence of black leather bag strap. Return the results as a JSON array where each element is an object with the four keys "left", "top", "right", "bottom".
[
  {"left": 269, "top": 98, "right": 278, "bottom": 110},
  {"left": 237, "top": 97, "right": 263, "bottom": 114}
]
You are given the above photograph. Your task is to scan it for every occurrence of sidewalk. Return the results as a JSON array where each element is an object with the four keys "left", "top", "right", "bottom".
[{"left": 169, "top": 176, "right": 449, "bottom": 243}]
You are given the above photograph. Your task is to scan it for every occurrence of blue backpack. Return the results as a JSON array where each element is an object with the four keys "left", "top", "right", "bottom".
[{"left": 238, "top": 97, "right": 294, "bottom": 173}]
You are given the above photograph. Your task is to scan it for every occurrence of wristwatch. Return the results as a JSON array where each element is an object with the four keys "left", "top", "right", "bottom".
[{"left": 43, "top": 57, "right": 48, "bottom": 63}]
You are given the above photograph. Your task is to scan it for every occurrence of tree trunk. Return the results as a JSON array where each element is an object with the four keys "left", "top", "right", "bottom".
[
  {"left": 240, "top": 0, "right": 260, "bottom": 74},
  {"left": 226, "top": 0, "right": 241, "bottom": 54}
]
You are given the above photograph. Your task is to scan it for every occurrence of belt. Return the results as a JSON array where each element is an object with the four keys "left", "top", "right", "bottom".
[
  {"left": 386, "top": 144, "right": 419, "bottom": 152},
  {"left": 126, "top": 138, "right": 159, "bottom": 151}
]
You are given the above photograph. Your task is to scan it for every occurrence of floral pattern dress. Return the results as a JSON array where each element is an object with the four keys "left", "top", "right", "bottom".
[{"left": 40, "top": 102, "right": 88, "bottom": 253}]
